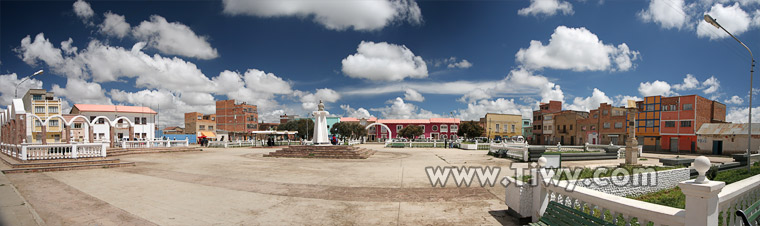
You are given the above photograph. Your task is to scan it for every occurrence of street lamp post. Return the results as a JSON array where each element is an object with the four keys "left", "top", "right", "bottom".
[
  {"left": 705, "top": 14, "right": 755, "bottom": 173},
  {"left": 14, "top": 70, "right": 43, "bottom": 98}
]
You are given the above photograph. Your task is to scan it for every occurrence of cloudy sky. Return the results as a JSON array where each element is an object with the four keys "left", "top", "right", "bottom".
[{"left": 1, "top": 0, "right": 760, "bottom": 128}]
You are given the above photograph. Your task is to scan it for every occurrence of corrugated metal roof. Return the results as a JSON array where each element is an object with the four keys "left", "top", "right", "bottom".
[{"left": 697, "top": 123, "right": 760, "bottom": 135}]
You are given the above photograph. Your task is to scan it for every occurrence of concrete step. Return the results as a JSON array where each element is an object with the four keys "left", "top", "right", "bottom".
[
  {"left": 2, "top": 162, "right": 136, "bottom": 174},
  {"left": 9, "top": 159, "right": 122, "bottom": 168}
]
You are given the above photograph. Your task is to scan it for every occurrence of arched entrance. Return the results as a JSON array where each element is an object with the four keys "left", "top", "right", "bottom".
[{"left": 365, "top": 123, "right": 392, "bottom": 142}]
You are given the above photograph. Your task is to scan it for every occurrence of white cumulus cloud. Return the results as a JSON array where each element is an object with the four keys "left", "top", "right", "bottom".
[
  {"left": 456, "top": 98, "right": 532, "bottom": 121},
  {"left": 639, "top": 80, "right": 675, "bottom": 97},
  {"left": 518, "top": 0, "right": 574, "bottom": 17},
  {"left": 0, "top": 73, "right": 43, "bottom": 107},
  {"left": 341, "top": 104, "right": 374, "bottom": 118},
  {"left": 515, "top": 26, "right": 640, "bottom": 72},
  {"left": 403, "top": 88, "right": 425, "bottom": 102},
  {"left": 697, "top": 3, "right": 752, "bottom": 40},
  {"left": 221, "top": 0, "right": 422, "bottom": 31},
  {"left": 725, "top": 95, "right": 745, "bottom": 105},
  {"left": 341, "top": 41, "right": 427, "bottom": 81},
  {"left": 294, "top": 88, "right": 341, "bottom": 110},
  {"left": 566, "top": 88, "right": 614, "bottom": 112},
  {"left": 132, "top": 15, "right": 219, "bottom": 59},
  {"left": 370, "top": 97, "right": 441, "bottom": 119},
  {"left": 73, "top": 0, "right": 94, "bottom": 23},
  {"left": 638, "top": 0, "right": 692, "bottom": 30},
  {"left": 100, "top": 12, "right": 131, "bottom": 38},
  {"left": 51, "top": 78, "right": 112, "bottom": 105},
  {"left": 447, "top": 59, "right": 472, "bottom": 69}
]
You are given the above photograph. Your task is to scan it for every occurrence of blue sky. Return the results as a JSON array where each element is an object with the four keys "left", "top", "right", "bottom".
[{"left": 1, "top": 0, "right": 760, "bottom": 127}]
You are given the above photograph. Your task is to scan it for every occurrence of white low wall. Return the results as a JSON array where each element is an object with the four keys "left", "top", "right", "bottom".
[
  {"left": 504, "top": 177, "right": 533, "bottom": 218},
  {"left": 567, "top": 168, "right": 690, "bottom": 197},
  {"left": 460, "top": 143, "right": 477, "bottom": 150}
]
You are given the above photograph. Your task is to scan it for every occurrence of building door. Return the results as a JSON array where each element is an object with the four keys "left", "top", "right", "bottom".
[
  {"left": 670, "top": 138, "right": 678, "bottom": 153},
  {"left": 610, "top": 136, "right": 619, "bottom": 145},
  {"left": 571, "top": 136, "right": 575, "bottom": 145},
  {"left": 655, "top": 138, "right": 661, "bottom": 152},
  {"left": 712, "top": 140, "right": 723, "bottom": 155}
]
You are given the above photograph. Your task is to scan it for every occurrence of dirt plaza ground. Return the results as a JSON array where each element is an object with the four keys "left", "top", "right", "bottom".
[{"left": 0, "top": 144, "right": 735, "bottom": 225}]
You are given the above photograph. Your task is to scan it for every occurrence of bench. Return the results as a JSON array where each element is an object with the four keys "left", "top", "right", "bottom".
[
  {"left": 389, "top": 143, "right": 406, "bottom": 148},
  {"left": 529, "top": 201, "right": 615, "bottom": 226},
  {"left": 736, "top": 198, "right": 760, "bottom": 226}
]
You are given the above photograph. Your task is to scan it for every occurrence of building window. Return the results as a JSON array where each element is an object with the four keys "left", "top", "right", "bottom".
[
  {"left": 441, "top": 125, "right": 448, "bottom": 132},
  {"left": 591, "top": 126, "right": 596, "bottom": 130},
  {"left": 35, "top": 121, "right": 41, "bottom": 127},
  {"left": 198, "top": 116, "right": 202, "bottom": 120},
  {"left": 603, "top": 110, "right": 608, "bottom": 115},
  {"left": 49, "top": 120, "right": 59, "bottom": 127},
  {"left": 614, "top": 122, "right": 622, "bottom": 128},
  {"left": 450, "top": 125, "right": 458, "bottom": 132},
  {"left": 199, "top": 125, "right": 206, "bottom": 130},
  {"left": 665, "top": 121, "right": 676, "bottom": 127},
  {"left": 32, "top": 95, "right": 42, "bottom": 101},
  {"left": 246, "top": 124, "right": 257, "bottom": 129},
  {"left": 581, "top": 126, "right": 586, "bottom": 131},
  {"left": 432, "top": 125, "right": 438, "bottom": 131},
  {"left": 662, "top": 105, "right": 668, "bottom": 111},
  {"left": 683, "top": 104, "right": 693, "bottom": 110},
  {"left": 646, "top": 120, "right": 655, "bottom": 127},
  {"left": 603, "top": 122, "right": 610, "bottom": 129},
  {"left": 569, "top": 125, "right": 573, "bottom": 130},
  {"left": 670, "top": 105, "right": 677, "bottom": 111},
  {"left": 646, "top": 105, "right": 654, "bottom": 111},
  {"left": 142, "top": 117, "right": 147, "bottom": 125},
  {"left": 442, "top": 134, "right": 448, "bottom": 139},
  {"left": 135, "top": 117, "right": 141, "bottom": 125},
  {"left": 35, "top": 106, "right": 45, "bottom": 113},
  {"left": 420, "top": 125, "right": 425, "bottom": 131},
  {"left": 593, "top": 114, "right": 598, "bottom": 118},
  {"left": 511, "top": 125, "right": 515, "bottom": 132},
  {"left": 545, "top": 115, "right": 553, "bottom": 120},
  {"left": 680, "top": 121, "right": 692, "bottom": 127},
  {"left": 397, "top": 125, "right": 403, "bottom": 131},
  {"left": 48, "top": 106, "right": 58, "bottom": 114},
  {"left": 98, "top": 118, "right": 105, "bottom": 124},
  {"left": 73, "top": 123, "right": 82, "bottom": 129},
  {"left": 495, "top": 124, "right": 500, "bottom": 132}
]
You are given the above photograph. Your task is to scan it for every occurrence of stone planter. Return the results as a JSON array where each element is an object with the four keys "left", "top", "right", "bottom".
[
  {"left": 541, "top": 153, "right": 561, "bottom": 168},
  {"left": 504, "top": 176, "right": 533, "bottom": 221}
]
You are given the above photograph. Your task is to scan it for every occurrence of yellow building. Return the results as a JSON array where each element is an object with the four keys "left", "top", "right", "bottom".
[
  {"left": 23, "top": 89, "right": 63, "bottom": 143},
  {"left": 479, "top": 113, "right": 523, "bottom": 140}
]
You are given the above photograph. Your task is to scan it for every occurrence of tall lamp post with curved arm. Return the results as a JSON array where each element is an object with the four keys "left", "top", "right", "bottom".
[
  {"left": 704, "top": 14, "right": 755, "bottom": 173},
  {"left": 14, "top": 70, "right": 44, "bottom": 98}
]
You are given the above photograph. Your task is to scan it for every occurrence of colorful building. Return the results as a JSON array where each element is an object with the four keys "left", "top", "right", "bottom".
[
  {"left": 635, "top": 96, "right": 662, "bottom": 152},
  {"left": 22, "top": 89, "right": 63, "bottom": 143},
  {"left": 185, "top": 112, "right": 216, "bottom": 139},
  {"left": 216, "top": 100, "right": 258, "bottom": 140},
  {"left": 554, "top": 110, "right": 588, "bottom": 145},
  {"left": 371, "top": 118, "right": 460, "bottom": 140},
  {"left": 479, "top": 113, "right": 523, "bottom": 140},
  {"left": 522, "top": 119, "right": 532, "bottom": 141},
  {"left": 532, "top": 101, "right": 562, "bottom": 144},
  {"left": 340, "top": 117, "right": 378, "bottom": 140},
  {"left": 659, "top": 95, "right": 726, "bottom": 153}
]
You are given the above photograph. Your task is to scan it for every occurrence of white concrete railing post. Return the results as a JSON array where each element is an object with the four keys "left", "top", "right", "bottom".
[
  {"left": 679, "top": 156, "right": 725, "bottom": 226},
  {"left": 184, "top": 138, "right": 189, "bottom": 147},
  {"left": 101, "top": 143, "right": 107, "bottom": 157},
  {"left": 167, "top": 140, "right": 171, "bottom": 147},
  {"left": 71, "top": 144, "right": 78, "bottom": 159},
  {"left": 531, "top": 157, "right": 549, "bottom": 222},
  {"left": 20, "top": 145, "right": 28, "bottom": 161}
]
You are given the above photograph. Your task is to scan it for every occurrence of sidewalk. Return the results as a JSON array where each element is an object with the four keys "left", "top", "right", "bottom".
[{"left": 0, "top": 169, "right": 44, "bottom": 226}]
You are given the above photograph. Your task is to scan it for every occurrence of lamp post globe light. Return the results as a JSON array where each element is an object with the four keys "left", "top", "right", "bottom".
[
  {"left": 14, "top": 70, "right": 43, "bottom": 98},
  {"left": 704, "top": 14, "right": 755, "bottom": 173}
]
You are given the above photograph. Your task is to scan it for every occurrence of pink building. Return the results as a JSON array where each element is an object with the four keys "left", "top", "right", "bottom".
[{"left": 372, "top": 118, "right": 460, "bottom": 140}]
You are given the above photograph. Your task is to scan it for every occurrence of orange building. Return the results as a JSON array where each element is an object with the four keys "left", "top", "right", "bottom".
[{"left": 636, "top": 96, "right": 662, "bottom": 152}]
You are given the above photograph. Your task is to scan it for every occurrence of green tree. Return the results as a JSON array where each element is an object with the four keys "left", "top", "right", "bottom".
[
  {"left": 457, "top": 121, "right": 484, "bottom": 140},
  {"left": 277, "top": 119, "right": 314, "bottom": 140},
  {"left": 398, "top": 125, "right": 424, "bottom": 140},
  {"left": 330, "top": 122, "right": 368, "bottom": 141}
]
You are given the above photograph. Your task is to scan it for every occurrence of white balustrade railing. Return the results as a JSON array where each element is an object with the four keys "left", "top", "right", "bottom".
[
  {"left": 121, "top": 139, "right": 189, "bottom": 149},
  {"left": 527, "top": 156, "right": 741, "bottom": 226},
  {"left": 0, "top": 143, "right": 21, "bottom": 159},
  {"left": 11, "top": 143, "right": 107, "bottom": 161},
  {"left": 718, "top": 174, "right": 760, "bottom": 226},
  {"left": 542, "top": 177, "right": 686, "bottom": 226}
]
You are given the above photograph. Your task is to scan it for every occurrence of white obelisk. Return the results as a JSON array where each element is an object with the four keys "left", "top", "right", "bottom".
[{"left": 312, "top": 100, "right": 330, "bottom": 145}]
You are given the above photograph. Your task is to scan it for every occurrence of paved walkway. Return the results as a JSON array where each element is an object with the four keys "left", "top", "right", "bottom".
[
  {"left": 4, "top": 145, "right": 521, "bottom": 225},
  {"left": 0, "top": 172, "right": 44, "bottom": 226}
]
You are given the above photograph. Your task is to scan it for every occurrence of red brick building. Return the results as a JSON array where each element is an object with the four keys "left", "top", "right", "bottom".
[
  {"left": 554, "top": 110, "right": 588, "bottom": 145},
  {"left": 531, "top": 101, "right": 562, "bottom": 144},
  {"left": 215, "top": 100, "right": 258, "bottom": 140},
  {"left": 660, "top": 95, "right": 726, "bottom": 153},
  {"left": 574, "top": 103, "right": 634, "bottom": 145}
]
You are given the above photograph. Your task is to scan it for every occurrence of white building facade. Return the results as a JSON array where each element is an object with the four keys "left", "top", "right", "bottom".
[{"left": 70, "top": 104, "right": 157, "bottom": 142}]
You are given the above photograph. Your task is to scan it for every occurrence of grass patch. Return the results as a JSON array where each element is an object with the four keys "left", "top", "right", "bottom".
[
  {"left": 544, "top": 151, "right": 593, "bottom": 154},
  {"left": 631, "top": 163, "right": 760, "bottom": 209},
  {"left": 513, "top": 175, "right": 532, "bottom": 183},
  {"left": 639, "top": 158, "right": 648, "bottom": 161}
]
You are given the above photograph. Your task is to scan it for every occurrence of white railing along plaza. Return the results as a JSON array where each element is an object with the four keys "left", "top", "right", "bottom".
[
  {"left": 121, "top": 139, "right": 189, "bottom": 149},
  {"left": 525, "top": 156, "right": 754, "bottom": 226},
  {"left": 0, "top": 142, "right": 108, "bottom": 161}
]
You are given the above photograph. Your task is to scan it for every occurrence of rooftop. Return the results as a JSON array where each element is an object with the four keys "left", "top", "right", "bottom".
[{"left": 73, "top": 104, "right": 157, "bottom": 114}]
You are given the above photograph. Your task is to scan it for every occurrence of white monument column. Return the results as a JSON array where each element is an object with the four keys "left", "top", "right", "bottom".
[{"left": 312, "top": 100, "right": 330, "bottom": 145}]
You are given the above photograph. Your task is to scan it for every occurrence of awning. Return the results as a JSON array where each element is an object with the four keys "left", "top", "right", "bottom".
[{"left": 200, "top": 131, "right": 216, "bottom": 138}]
